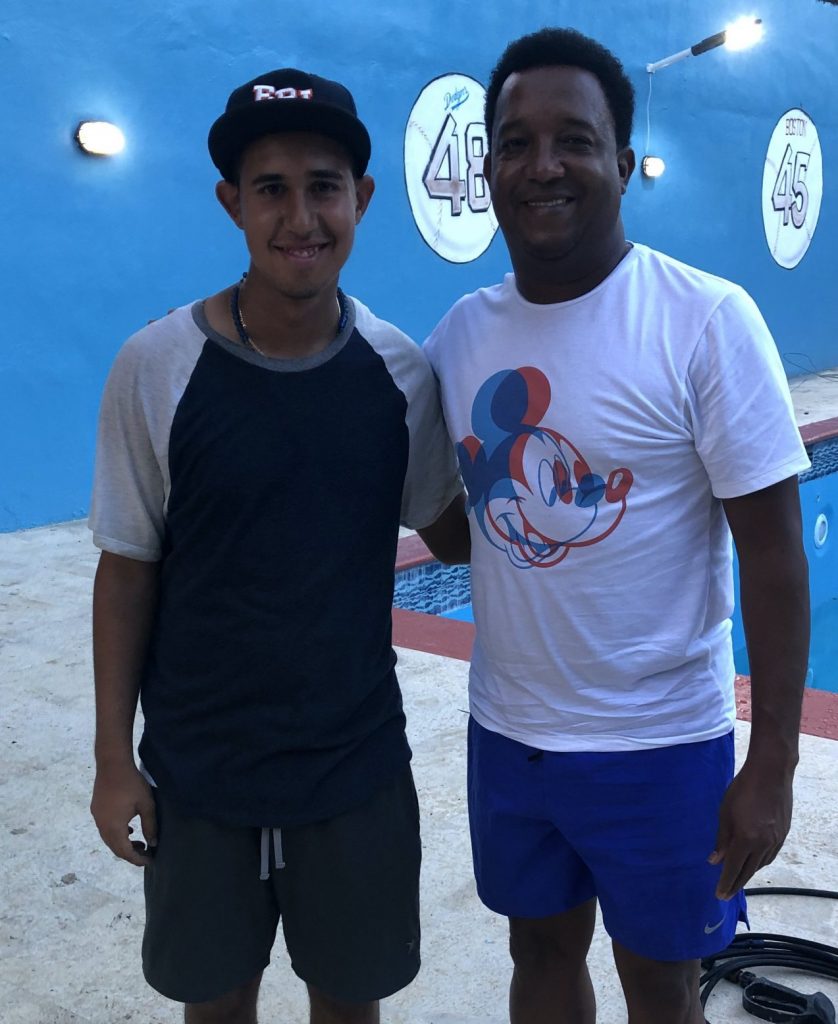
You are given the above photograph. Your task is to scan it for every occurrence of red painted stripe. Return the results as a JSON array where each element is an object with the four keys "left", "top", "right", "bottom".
[
  {"left": 800, "top": 416, "right": 838, "bottom": 446},
  {"left": 396, "top": 534, "right": 433, "bottom": 571},
  {"left": 392, "top": 609, "right": 838, "bottom": 742},
  {"left": 393, "top": 607, "right": 474, "bottom": 661},
  {"left": 735, "top": 676, "right": 838, "bottom": 741}
]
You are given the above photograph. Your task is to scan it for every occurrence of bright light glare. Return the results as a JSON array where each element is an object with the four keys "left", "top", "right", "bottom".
[
  {"left": 76, "top": 121, "right": 126, "bottom": 156},
  {"left": 642, "top": 156, "right": 666, "bottom": 178},
  {"left": 724, "top": 16, "right": 764, "bottom": 51}
]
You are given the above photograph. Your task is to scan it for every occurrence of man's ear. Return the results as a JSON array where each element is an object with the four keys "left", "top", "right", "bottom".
[
  {"left": 216, "top": 180, "right": 243, "bottom": 228},
  {"left": 483, "top": 151, "right": 492, "bottom": 185},
  {"left": 354, "top": 174, "right": 375, "bottom": 225},
  {"left": 617, "top": 147, "right": 636, "bottom": 195}
]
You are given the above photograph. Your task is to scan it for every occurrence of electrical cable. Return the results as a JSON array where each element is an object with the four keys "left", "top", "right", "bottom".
[
  {"left": 746, "top": 888, "right": 838, "bottom": 900},
  {"left": 782, "top": 352, "right": 838, "bottom": 387},
  {"left": 702, "top": 888, "right": 838, "bottom": 1022}
]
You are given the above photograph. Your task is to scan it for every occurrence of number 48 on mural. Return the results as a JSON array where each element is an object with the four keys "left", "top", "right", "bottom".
[{"left": 423, "top": 113, "right": 491, "bottom": 215}]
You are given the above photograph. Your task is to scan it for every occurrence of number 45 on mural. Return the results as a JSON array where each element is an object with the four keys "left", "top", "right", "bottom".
[{"left": 771, "top": 143, "right": 810, "bottom": 228}]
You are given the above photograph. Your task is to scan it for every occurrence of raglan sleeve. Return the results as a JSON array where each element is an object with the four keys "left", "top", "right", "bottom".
[
  {"left": 399, "top": 344, "right": 462, "bottom": 530},
  {"left": 88, "top": 337, "right": 167, "bottom": 561},
  {"left": 685, "top": 287, "right": 810, "bottom": 499}
]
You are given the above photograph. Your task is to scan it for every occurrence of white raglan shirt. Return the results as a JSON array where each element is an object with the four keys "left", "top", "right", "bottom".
[{"left": 424, "top": 244, "right": 810, "bottom": 751}]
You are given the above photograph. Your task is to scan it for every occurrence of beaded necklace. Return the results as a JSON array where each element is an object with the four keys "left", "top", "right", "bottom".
[{"left": 229, "top": 274, "right": 348, "bottom": 357}]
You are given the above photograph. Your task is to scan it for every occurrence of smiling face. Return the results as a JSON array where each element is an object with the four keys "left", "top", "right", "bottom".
[
  {"left": 486, "top": 65, "right": 635, "bottom": 303},
  {"left": 216, "top": 132, "right": 373, "bottom": 303}
]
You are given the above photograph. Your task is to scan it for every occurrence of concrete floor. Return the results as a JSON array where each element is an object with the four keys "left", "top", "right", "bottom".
[
  {"left": 788, "top": 366, "right": 838, "bottom": 428},
  {"left": 1, "top": 521, "right": 837, "bottom": 1023}
]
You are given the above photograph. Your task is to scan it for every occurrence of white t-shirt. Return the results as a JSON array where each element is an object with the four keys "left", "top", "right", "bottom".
[{"left": 424, "top": 244, "right": 810, "bottom": 751}]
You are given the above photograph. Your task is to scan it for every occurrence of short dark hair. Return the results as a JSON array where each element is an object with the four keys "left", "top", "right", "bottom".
[{"left": 485, "top": 27, "right": 635, "bottom": 151}]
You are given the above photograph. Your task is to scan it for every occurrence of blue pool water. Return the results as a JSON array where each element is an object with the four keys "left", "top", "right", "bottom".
[{"left": 395, "top": 437, "right": 838, "bottom": 694}]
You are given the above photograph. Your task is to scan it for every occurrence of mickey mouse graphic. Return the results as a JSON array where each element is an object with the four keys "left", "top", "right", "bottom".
[{"left": 457, "top": 367, "right": 634, "bottom": 567}]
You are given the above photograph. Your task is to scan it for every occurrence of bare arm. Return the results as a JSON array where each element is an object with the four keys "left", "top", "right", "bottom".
[
  {"left": 416, "top": 492, "right": 471, "bottom": 565},
  {"left": 90, "top": 551, "right": 161, "bottom": 866},
  {"left": 711, "top": 475, "right": 810, "bottom": 898}
]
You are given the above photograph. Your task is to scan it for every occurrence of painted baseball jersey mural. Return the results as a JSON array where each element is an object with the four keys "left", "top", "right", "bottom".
[
  {"left": 762, "top": 108, "right": 823, "bottom": 270},
  {"left": 404, "top": 74, "right": 498, "bottom": 263}
]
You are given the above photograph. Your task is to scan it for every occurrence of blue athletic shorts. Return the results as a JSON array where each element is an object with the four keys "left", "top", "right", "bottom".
[{"left": 467, "top": 717, "right": 748, "bottom": 962}]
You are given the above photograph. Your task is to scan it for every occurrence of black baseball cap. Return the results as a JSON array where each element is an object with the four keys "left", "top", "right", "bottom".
[{"left": 208, "top": 68, "right": 372, "bottom": 181}]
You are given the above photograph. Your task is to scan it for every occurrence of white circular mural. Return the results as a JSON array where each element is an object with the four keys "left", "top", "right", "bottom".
[
  {"left": 762, "top": 108, "right": 823, "bottom": 270},
  {"left": 404, "top": 73, "right": 498, "bottom": 264}
]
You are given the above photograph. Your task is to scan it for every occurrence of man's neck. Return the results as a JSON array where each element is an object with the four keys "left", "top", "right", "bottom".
[
  {"left": 204, "top": 273, "right": 343, "bottom": 360},
  {"left": 513, "top": 232, "right": 632, "bottom": 305}
]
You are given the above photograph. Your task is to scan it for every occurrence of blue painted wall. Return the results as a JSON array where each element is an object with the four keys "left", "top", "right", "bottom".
[{"left": 2, "top": 0, "right": 836, "bottom": 529}]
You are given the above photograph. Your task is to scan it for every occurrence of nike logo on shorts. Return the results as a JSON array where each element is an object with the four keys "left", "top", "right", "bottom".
[{"left": 704, "top": 917, "right": 725, "bottom": 934}]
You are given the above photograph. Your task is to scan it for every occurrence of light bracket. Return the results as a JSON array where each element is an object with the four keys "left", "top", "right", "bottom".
[{"left": 646, "top": 17, "right": 763, "bottom": 73}]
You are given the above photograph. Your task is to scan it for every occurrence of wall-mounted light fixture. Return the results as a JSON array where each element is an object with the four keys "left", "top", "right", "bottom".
[
  {"left": 646, "top": 16, "right": 764, "bottom": 74},
  {"left": 642, "top": 16, "right": 764, "bottom": 182},
  {"left": 641, "top": 156, "right": 666, "bottom": 179},
  {"left": 75, "top": 121, "right": 126, "bottom": 156}
]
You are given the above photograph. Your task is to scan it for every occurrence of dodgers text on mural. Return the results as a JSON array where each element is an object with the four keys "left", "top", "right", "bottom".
[
  {"left": 404, "top": 74, "right": 498, "bottom": 263},
  {"left": 762, "top": 108, "right": 823, "bottom": 270}
]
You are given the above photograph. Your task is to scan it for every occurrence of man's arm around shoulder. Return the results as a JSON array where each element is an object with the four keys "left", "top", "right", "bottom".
[
  {"left": 90, "top": 551, "right": 160, "bottom": 867},
  {"left": 711, "top": 475, "right": 809, "bottom": 898},
  {"left": 417, "top": 492, "right": 470, "bottom": 565}
]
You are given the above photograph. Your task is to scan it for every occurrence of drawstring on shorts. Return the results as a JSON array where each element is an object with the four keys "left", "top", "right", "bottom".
[{"left": 259, "top": 826, "right": 286, "bottom": 880}]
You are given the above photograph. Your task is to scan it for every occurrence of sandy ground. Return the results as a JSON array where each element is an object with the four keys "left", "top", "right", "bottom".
[{"left": 1, "top": 520, "right": 837, "bottom": 1023}]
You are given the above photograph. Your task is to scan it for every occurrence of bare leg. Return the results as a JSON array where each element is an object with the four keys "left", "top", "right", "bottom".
[
  {"left": 613, "top": 940, "right": 704, "bottom": 1024},
  {"left": 508, "top": 898, "right": 597, "bottom": 1024},
  {"left": 184, "top": 971, "right": 262, "bottom": 1024},
  {"left": 308, "top": 985, "right": 379, "bottom": 1024}
]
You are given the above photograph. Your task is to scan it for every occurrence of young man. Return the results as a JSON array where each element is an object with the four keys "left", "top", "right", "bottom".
[
  {"left": 424, "top": 29, "right": 811, "bottom": 1024},
  {"left": 90, "top": 69, "right": 466, "bottom": 1024}
]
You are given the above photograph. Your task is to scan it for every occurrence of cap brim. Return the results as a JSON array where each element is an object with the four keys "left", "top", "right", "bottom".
[{"left": 208, "top": 102, "right": 371, "bottom": 180}]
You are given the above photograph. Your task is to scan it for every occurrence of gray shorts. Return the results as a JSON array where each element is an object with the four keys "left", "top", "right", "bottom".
[{"left": 142, "top": 768, "right": 421, "bottom": 1004}]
